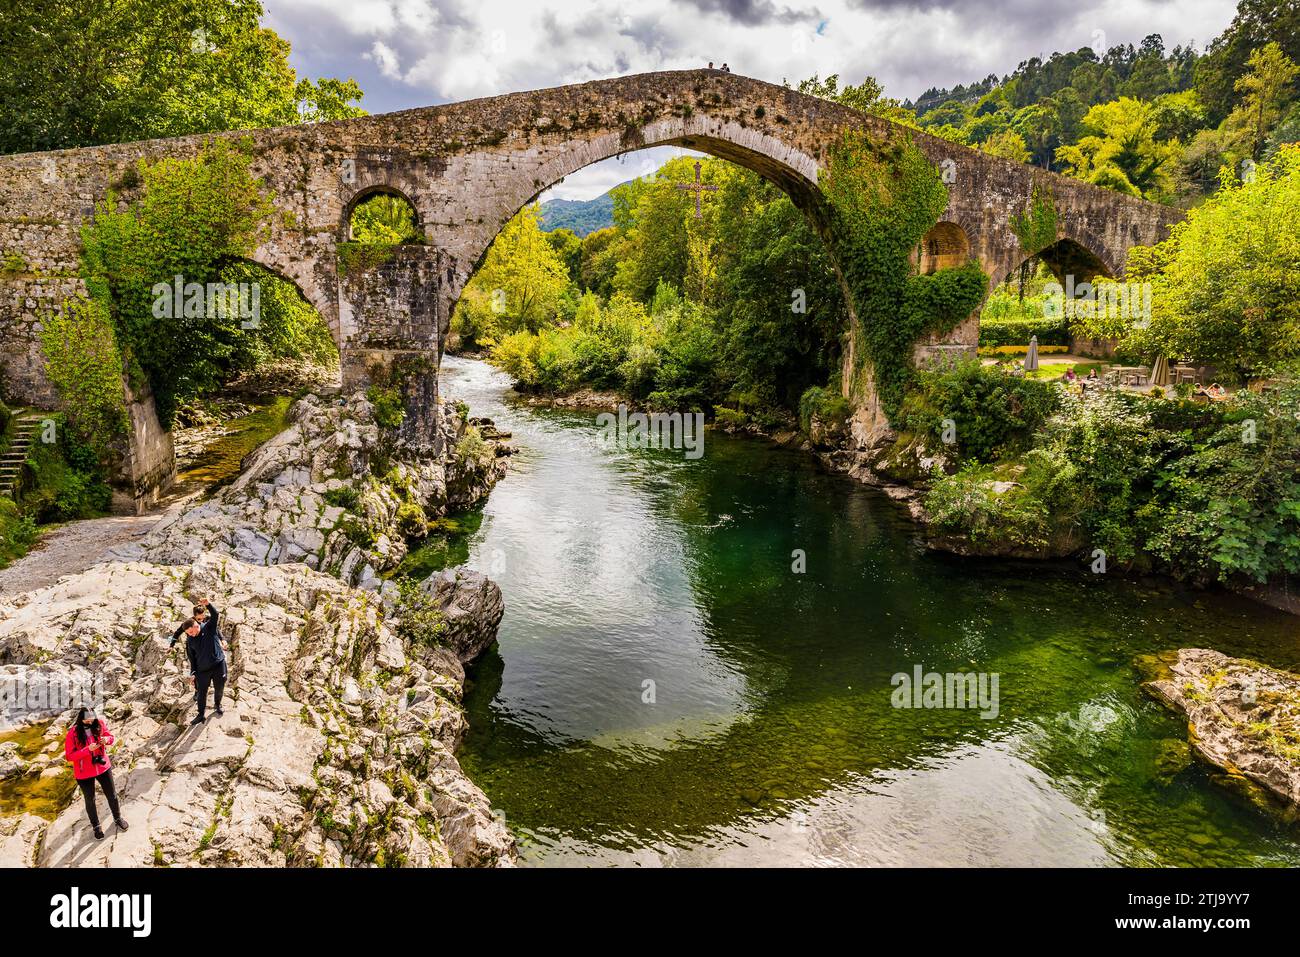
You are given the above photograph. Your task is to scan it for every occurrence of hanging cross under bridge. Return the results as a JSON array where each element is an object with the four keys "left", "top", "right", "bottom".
[{"left": 676, "top": 160, "right": 718, "bottom": 219}]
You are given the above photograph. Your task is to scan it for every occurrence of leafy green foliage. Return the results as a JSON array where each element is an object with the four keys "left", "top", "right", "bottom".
[
  {"left": 219, "top": 262, "right": 338, "bottom": 369},
  {"left": 78, "top": 141, "right": 334, "bottom": 426},
  {"left": 820, "top": 129, "right": 986, "bottom": 418},
  {"left": 366, "top": 386, "right": 406, "bottom": 430},
  {"left": 1077, "top": 147, "right": 1300, "bottom": 381},
  {"left": 1140, "top": 380, "right": 1300, "bottom": 581},
  {"left": 1009, "top": 183, "right": 1059, "bottom": 254},
  {"left": 0, "top": 0, "right": 365, "bottom": 154},
  {"left": 452, "top": 204, "right": 570, "bottom": 349},
  {"left": 1054, "top": 98, "right": 1182, "bottom": 199},
  {"left": 925, "top": 376, "right": 1300, "bottom": 582},
  {"left": 900, "top": 360, "right": 1060, "bottom": 463},
  {"left": 349, "top": 194, "right": 421, "bottom": 245},
  {"left": 979, "top": 315, "right": 1072, "bottom": 348},
  {"left": 909, "top": 8, "right": 1300, "bottom": 206},
  {"left": 393, "top": 578, "right": 449, "bottom": 647},
  {"left": 0, "top": 498, "right": 38, "bottom": 570},
  {"left": 798, "top": 387, "right": 851, "bottom": 432},
  {"left": 38, "top": 297, "right": 129, "bottom": 457},
  {"left": 474, "top": 156, "right": 846, "bottom": 419}
]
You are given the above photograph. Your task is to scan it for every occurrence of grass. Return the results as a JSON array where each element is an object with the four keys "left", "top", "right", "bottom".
[
  {"left": 0, "top": 498, "right": 39, "bottom": 570},
  {"left": 1023, "top": 361, "right": 1107, "bottom": 381}
]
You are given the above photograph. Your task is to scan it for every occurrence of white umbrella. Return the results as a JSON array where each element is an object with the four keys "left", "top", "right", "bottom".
[{"left": 1024, "top": 335, "right": 1039, "bottom": 372}]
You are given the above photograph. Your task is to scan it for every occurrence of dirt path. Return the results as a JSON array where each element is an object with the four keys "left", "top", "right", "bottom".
[{"left": 0, "top": 486, "right": 203, "bottom": 596}]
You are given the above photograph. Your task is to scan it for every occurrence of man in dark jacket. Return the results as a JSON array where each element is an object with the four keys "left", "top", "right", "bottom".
[{"left": 170, "top": 598, "right": 228, "bottom": 725}]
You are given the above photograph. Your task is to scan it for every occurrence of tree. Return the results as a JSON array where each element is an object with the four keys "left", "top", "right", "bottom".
[
  {"left": 0, "top": 0, "right": 364, "bottom": 154},
  {"left": 78, "top": 141, "right": 282, "bottom": 425},
  {"left": 349, "top": 195, "right": 421, "bottom": 244},
  {"left": 1224, "top": 42, "right": 1300, "bottom": 160},
  {"left": 796, "top": 74, "right": 918, "bottom": 125},
  {"left": 1010, "top": 103, "right": 1062, "bottom": 167},
  {"left": 1150, "top": 90, "right": 1209, "bottom": 142},
  {"left": 1195, "top": 0, "right": 1300, "bottom": 123},
  {"left": 981, "top": 130, "right": 1032, "bottom": 163},
  {"left": 1055, "top": 97, "right": 1180, "bottom": 198},
  {"left": 1078, "top": 147, "right": 1300, "bottom": 381},
  {"left": 610, "top": 156, "right": 714, "bottom": 302},
  {"left": 544, "top": 228, "right": 584, "bottom": 284},
  {"left": 452, "top": 204, "right": 570, "bottom": 346}
]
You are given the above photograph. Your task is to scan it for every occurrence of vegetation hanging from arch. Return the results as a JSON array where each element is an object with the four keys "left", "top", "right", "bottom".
[
  {"left": 819, "top": 128, "right": 987, "bottom": 419},
  {"left": 75, "top": 140, "right": 337, "bottom": 428}
]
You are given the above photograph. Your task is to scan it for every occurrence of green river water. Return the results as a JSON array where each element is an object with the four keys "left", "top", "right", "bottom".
[{"left": 442, "top": 357, "right": 1300, "bottom": 866}]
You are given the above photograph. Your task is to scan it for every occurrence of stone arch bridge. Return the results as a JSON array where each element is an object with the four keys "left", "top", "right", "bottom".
[{"left": 0, "top": 70, "right": 1180, "bottom": 505}]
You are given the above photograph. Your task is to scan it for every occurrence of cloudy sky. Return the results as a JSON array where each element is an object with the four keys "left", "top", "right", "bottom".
[{"left": 264, "top": 0, "right": 1238, "bottom": 199}]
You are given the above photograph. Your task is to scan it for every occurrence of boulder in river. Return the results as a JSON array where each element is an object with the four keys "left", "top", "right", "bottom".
[{"left": 1143, "top": 648, "right": 1300, "bottom": 822}]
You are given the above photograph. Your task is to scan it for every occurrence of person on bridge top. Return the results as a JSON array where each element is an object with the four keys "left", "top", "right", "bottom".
[
  {"left": 65, "top": 707, "right": 128, "bottom": 840},
  {"left": 171, "top": 597, "right": 228, "bottom": 725}
]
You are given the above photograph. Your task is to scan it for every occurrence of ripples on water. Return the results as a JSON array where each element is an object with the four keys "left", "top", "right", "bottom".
[{"left": 441, "top": 356, "right": 1300, "bottom": 867}]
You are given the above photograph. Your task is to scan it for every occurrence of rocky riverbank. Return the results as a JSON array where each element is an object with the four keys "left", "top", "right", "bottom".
[
  {"left": 1143, "top": 648, "right": 1300, "bottom": 823},
  {"left": 0, "top": 390, "right": 518, "bottom": 867},
  {"left": 116, "top": 392, "right": 511, "bottom": 590}
]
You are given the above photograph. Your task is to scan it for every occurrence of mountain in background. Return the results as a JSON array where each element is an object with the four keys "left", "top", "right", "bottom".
[{"left": 539, "top": 186, "right": 619, "bottom": 235}]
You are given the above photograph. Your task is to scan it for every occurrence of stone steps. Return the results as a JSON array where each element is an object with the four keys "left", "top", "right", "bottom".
[{"left": 0, "top": 414, "right": 45, "bottom": 499}]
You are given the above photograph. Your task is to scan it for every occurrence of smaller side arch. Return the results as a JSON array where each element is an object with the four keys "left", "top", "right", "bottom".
[
  {"left": 916, "top": 220, "right": 972, "bottom": 274},
  {"left": 340, "top": 184, "right": 424, "bottom": 242},
  {"left": 244, "top": 243, "right": 342, "bottom": 349}
]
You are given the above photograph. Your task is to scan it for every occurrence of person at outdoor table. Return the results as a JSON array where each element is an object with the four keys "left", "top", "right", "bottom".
[
  {"left": 1207, "top": 383, "right": 1228, "bottom": 400},
  {"left": 1063, "top": 368, "right": 1078, "bottom": 383}
]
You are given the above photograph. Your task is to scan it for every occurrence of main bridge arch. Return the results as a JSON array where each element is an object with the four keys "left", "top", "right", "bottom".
[{"left": 0, "top": 69, "right": 1184, "bottom": 464}]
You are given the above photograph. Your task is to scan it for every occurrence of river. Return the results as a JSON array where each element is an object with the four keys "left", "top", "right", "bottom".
[{"left": 437, "top": 355, "right": 1300, "bottom": 867}]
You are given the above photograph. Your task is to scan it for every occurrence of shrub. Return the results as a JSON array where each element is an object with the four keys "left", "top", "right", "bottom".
[
  {"left": 899, "top": 359, "right": 1060, "bottom": 463},
  {"left": 39, "top": 296, "right": 129, "bottom": 458},
  {"left": 925, "top": 463, "right": 1055, "bottom": 550},
  {"left": 0, "top": 498, "right": 38, "bottom": 569},
  {"left": 393, "top": 578, "right": 449, "bottom": 647},
  {"left": 978, "top": 315, "right": 1072, "bottom": 348},
  {"left": 323, "top": 486, "right": 360, "bottom": 511},
  {"left": 798, "top": 385, "right": 851, "bottom": 432},
  {"left": 395, "top": 501, "right": 428, "bottom": 538},
  {"left": 454, "top": 425, "right": 494, "bottom": 474},
  {"left": 366, "top": 386, "right": 405, "bottom": 430}
]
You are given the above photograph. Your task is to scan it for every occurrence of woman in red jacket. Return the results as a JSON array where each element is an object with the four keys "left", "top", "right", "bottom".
[{"left": 64, "top": 707, "right": 129, "bottom": 839}]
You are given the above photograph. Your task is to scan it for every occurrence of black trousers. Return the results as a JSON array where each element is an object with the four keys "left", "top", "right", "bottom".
[
  {"left": 78, "top": 769, "right": 121, "bottom": 828},
  {"left": 195, "top": 664, "right": 227, "bottom": 717}
]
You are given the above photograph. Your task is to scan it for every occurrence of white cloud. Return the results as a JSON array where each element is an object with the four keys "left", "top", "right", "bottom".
[
  {"left": 365, "top": 40, "right": 402, "bottom": 80},
  {"left": 262, "top": 0, "right": 1239, "bottom": 124},
  {"left": 539, "top": 146, "right": 708, "bottom": 202}
]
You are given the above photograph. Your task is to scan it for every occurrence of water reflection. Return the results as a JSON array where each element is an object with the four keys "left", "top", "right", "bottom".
[{"left": 445, "top": 356, "right": 1300, "bottom": 867}]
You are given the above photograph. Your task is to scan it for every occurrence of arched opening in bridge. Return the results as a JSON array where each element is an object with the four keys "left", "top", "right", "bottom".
[
  {"left": 214, "top": 260, "right": 338, "bottom": 382},
  {"left": 448, "top": 143, "right": 850, "bottom": 417},
  {"left": 174, "top": 258, "right": 339, "bottom": 486},
  {"left": 346, "top": 189, "right": 422, "bottom": 244},
  {"left": 977, "top": 237, "right": 1117, "bottom": 366},
  {"left": 916, "top": 222, "right": 970, "bottom": 275}
]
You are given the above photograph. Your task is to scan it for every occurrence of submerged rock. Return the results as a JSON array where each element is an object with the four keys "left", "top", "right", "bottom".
[{"left": 1144, "top": 648, "right": 1300, "bottom": 821}]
